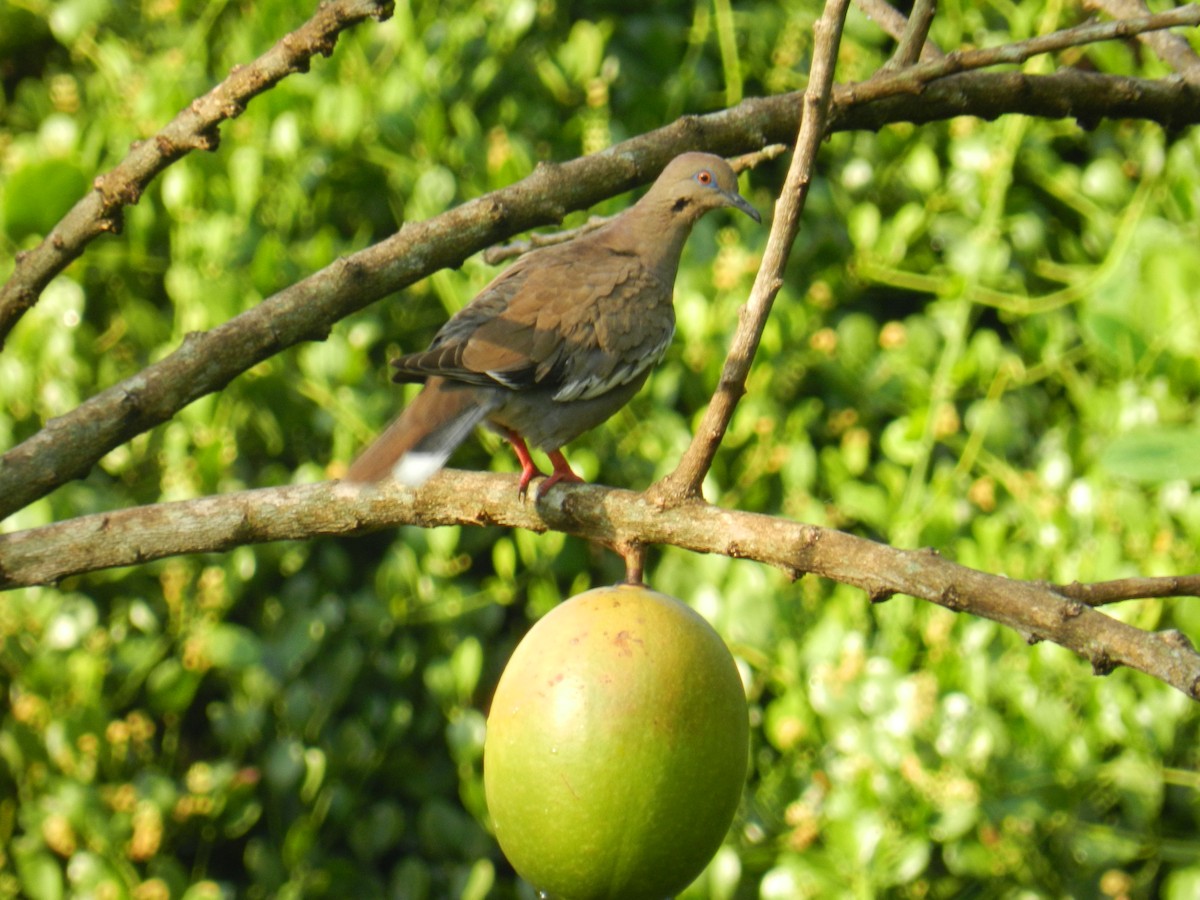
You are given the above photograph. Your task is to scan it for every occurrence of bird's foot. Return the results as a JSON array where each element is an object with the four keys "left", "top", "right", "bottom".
[
  {"left": 517, "top": 462, "right": 549, "bottom": 499},
  {"left": 502, "top": 430, "right": 548, "bottom": 500},
  {"left": 535, "top": 450, "right": 585, "bottom": 499},
  {"left": 502, "top": 431, "right": 585, "bottom": 500},
  {"left": 534, "top": 469, "right": 585, "bottom": 499}
]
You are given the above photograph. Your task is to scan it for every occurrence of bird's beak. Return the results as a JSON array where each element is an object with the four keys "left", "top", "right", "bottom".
[{"left": 724, "top": 190, "right": 761, "bottom": 223}]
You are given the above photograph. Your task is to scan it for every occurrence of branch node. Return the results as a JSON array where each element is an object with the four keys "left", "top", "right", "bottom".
[
  {"left": 155, "top": 134, "right": 180, "bottom": 159},
  {"left": 98, "top": 213, "right": 125, "bottom": 235},
  {"left": 675, "top": 113, "right": 705, "bottom": 141},
  {"left": 282, "top": 34, "right": 314, "bottom": 69},
  {"left": 337, "top": 255, "right": 368, "bottom": 284},
  {"left": 485, "top": 197, "right": 508, "bottom": 226},
  {"left": 1060, "top": 598, "right": 1087, "bottom": 620},
  {"left": 1158, "top": 629, "right": 1197, "bottom": 653},
  {"left": 1091, "top": 653, "right": 1116, "bottom": 677},
  {"left": 221, "top": 98, "right": 247, "bottom": 119},
  {"left": 868, "top": 586, "right": 895, "bottom": 604},
  {"left": 939, "top": 584, "right": 965, "bottom": 611}
]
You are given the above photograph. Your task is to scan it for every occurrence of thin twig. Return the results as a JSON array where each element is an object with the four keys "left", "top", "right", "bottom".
[
  {"left": 728, "top": 143, "right": 791, "bottom": 172},
  {"left": 885, "top": 0, "right": 940, "bottom": 69},
  {"left": 648, "top": 0, "right": 852, "bottom": 506},
  {"left": 855, "top": 0, "right": 945, "bottom": 60},
  {"left": 2, "top": 471, "right": 1198, "bottom": 700},
  {"left": 483, "top": 216, "right": 610, "bottom": 265},
  {"left": 840, "top": 4, "right": 1200, "bottom": 108},
  {"left": 1048, "top": 575, "right": 1200, "bottom": 606},
  {"left": 1084, "top": 0, "right": 1200, "bottom": 81},
  {"left": 0, "top": 0, "right": 396, "bottom": 351}
]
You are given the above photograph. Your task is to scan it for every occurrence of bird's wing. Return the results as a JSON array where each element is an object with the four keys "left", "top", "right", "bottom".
[{"left": 392, "top": 242, "right": 676, "bottom": 400}]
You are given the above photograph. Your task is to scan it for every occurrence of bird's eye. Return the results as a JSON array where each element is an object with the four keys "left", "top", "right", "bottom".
[{"left": 695, "top": 170, "right": 713, "bottom": 185}]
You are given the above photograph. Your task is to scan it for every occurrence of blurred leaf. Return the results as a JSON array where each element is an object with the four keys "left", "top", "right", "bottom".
[
  {"left": 450, "top": 636, "right": 483, "bottom": 702},
  {"left": 459, "top": 858, "right": 494, "bottom": 900},
  {"left": 1165, "top": 868, "right": 1200, "bottom": 900},
  {"left": 146, "top": 658, "right": 202, "bottom": 713},
  {"left": 13, "top": 848, "right": 63, "bottom": 900},
  {"left": 1100, "top": 429, "right": 1200, "bottom": 483},
  {"left": 204, "top": 623, "right": 262, "bottom": 671},
  {"left": 3, "top": 160, "right": 88, "bottom": 240},
  {"left": 0, "top": 1, "right": 51, "bottom": 55},
  {"left": 46, "top": 0, "right": 110, "bottom": 42}
]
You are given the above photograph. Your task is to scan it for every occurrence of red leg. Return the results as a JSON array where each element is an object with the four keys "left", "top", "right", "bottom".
[
  {"left": 536, "top": 448, "right": 585, "bottom": 499},
  {"left": 499, "top": 429, "right": 545, "bottom": 498}
]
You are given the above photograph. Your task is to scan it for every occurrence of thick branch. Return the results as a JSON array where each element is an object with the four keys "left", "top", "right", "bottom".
[
  {"left": 834, "top": 67, "right": 1200, "bottom": 133},
  {"left": 649, "top": 0, "right": 849, "bottom": 505},
  {"left": 0, "top": 0, "right": 396, "bottom": 349},
  {"left": 2, "top": 471, "right": 1197, "bottom": 699}
]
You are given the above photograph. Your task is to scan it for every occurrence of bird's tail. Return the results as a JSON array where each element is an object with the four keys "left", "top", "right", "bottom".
[{"left": 343, "top": 378, "right": 496, "bottom": 486}]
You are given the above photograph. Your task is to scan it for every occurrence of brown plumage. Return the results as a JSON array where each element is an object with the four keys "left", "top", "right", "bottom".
[{"left": 343, "top": 151, "right": 760, "bottom": 496}]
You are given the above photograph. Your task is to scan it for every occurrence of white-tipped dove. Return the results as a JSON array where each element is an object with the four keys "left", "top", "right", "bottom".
[{"left": 343, "top": 151, "right": 761, "bottom": 497}]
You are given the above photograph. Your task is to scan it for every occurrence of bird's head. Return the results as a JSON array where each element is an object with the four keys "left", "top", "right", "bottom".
[{"left": 651, "top": 152, "right": 761, "bottom": 225}]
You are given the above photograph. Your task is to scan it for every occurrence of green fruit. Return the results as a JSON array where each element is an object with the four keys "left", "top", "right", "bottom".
[{"left": 484, "top": 584, "right": 748, "bottom": 900}]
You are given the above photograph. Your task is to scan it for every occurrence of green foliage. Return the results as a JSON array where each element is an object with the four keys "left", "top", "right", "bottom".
[{"left": 2, "top": 1, "right": 1200, "bottom": 898}]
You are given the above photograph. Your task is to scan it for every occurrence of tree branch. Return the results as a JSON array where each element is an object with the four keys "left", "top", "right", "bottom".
[
  {"left": 834, "top": 67, "right": 1200, "bottom": 133},
  {"left": 884, "top": 0, "right": 941, "bottom": 69},
  {"left": 649, "top": 0, "right": 848, "bottom": 505},
  {"left": 1048, "top": 576, "right": 1200, "bottom": 607},
  {"left": 855, "top": 0, "right": 944, "bottom": 60},
  {"left": 0, "top": 0, "right": 396, "bottom": 350},
  {"left": 1085, "top": 0, "right": 1200, "bottom": 81},
  {"left": 836, "top": 4, "right": 1200, "bottom": 108},
  {"left": 2, "top": 471, "right": 1198, "bottom": 699}
]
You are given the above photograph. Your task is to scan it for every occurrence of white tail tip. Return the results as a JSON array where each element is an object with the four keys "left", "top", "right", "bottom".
[{"left": 392, "top": 452, "right": 446, "bottom": 487}]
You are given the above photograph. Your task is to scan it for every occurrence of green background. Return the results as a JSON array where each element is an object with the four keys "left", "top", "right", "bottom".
[{"left": 2, "top": 1, "right": 1199, "bottom": 897}]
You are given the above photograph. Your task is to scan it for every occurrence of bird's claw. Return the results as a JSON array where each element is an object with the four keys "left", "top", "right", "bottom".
[{"left": 517, "top": 467, "right": 541, "bottom": 501}]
